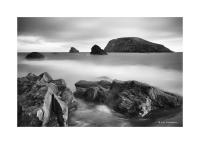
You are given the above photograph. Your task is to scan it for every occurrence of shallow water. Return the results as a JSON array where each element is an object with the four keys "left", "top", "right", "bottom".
[
  {"left": 69, "top": 99, "right": 131, "bottom": 127},
  {"left": 68, "top": 99, "right": 182, "bottom": 127},
  {"left": 18, "top": 52, "right": 183, "bottom": 127}
]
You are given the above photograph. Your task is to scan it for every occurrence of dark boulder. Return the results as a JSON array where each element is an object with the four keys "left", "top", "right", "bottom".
[
  {"left": 17, "top": 72, "right": 77, "bottom": 127},
  {"left": 80, "top": 87, "right": 107, "bottom": 103},
  {"left": 104, "top": 37, "right": 173, "bottom": 53},
  {"left": 109, "top": 80, "right": 182, "bottom": 117},
  {"left": 74, "top": 79, "right": 182, "bottom": 118},
  {"left": 74, "top": 80, "right": 111, "bottom": 103},
  {"left": 69, "top": 47, "right": 79, "bottom": 53},
  {"left": 90, "top": 45, "right": 107, "bottom": 55},
  {"left": 25, "top": 52, "right": 45, "bottom": 59}
]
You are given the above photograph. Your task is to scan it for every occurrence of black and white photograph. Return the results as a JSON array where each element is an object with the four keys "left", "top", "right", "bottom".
[
  {"left": 17, "top": 17, "right": 183, "bottom": 127},
  {"left": 2, "top": 0, "right": 200, "bottom": 144}
]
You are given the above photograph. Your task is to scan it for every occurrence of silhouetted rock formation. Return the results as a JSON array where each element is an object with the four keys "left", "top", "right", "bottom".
[
  {"left": 25, "top": 52, "right": 45, "bottom": 59},
  {"left": 17, "top": 72, "right": 77, "bottom": 127},
  {"left": 74, "top": 79, "right": 182, "bottom": 118},
  {"left": 69, "top": 47, "right": 79, "bottom": 53},
  {"left": 104, "top": 37, "right": 173, "bottom": 53},
  {"left": 90, "top": 45, "right": 107, "bottom": 55}
]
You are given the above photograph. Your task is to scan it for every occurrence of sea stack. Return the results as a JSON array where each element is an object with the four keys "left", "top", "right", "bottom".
[
  {"left": 69, "top": 47, "right": 79, "bottom": 53},
  {"left": 90, "top": 45, "right": 107, "bottom": 55},
  {"left": 104, "top": 37, "right": 173, "bottom": 53},
  {"left": 25, "top": 52, "right": 45, "bottom": 59}
]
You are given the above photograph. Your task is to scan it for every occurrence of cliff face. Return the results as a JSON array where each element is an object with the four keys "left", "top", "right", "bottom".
[
  {"left": 104, "top": 37, "right": 173, "bottom": 53},
  {"left": 17, "top": 72, "right": 77, "bottom": 127}
]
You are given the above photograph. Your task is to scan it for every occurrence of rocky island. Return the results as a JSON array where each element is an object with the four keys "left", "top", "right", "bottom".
[
  {"left": 69, "top": 47, "right": 79, "bottom": 53},
  {"left": 25, "top": 52, "right": 45, "bottom": 59},
  {"left": 90, "top": 45, "right": 107, "bottom": 55},
  {"left": 104, "top": 37, "right": 173, "bottom": 53}
]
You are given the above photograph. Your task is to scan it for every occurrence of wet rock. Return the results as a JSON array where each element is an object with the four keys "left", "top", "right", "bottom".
[
  {"left": 69, "top": 47, "right": 79, "bottom": 53},
  {"left": 25, "top": 52, "right": 45, "bottom": 59},
  {"left": 38, "top": 72, "right": 53, "bottom": 84},
  {"left": 81, "top": 87, "right": 107, "bottom": 103},
  {"left": 74, "top": 79, "right": 182, "bottom": 118},
  {"left": 50, "top": 79, "right": 66, "bottom": 92},
  {"left": 74, "top": 80, "right": 111, "bottom": 103},
  {"left": 110, "top": 80, "right": 182, "bottom": 117},
  {"left": 17, "top": 72, "right": 77, "bottom": 127},
  {"left": 90, "top": 45, "right": 107, "bottom": 55},
  {"left": 61, "top": 87, "right": 78, "bottom": 112},
  {"left": 75, "top": 80, "right": 111, "bottom": 89}
]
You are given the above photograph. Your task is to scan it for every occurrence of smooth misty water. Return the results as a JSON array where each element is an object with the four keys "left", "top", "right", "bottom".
[{"left": 18, "top": 52, "right": 183, "bottom": 126}]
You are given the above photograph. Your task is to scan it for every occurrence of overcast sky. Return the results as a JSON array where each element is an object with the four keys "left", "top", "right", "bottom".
[{"left": 17, "top": 17, "right": 182, "bottom": 52}]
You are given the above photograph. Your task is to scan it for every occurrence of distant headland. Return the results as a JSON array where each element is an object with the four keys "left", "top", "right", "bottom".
[{"left": 104, "top": 37, "right": 173, "bottom": 53}]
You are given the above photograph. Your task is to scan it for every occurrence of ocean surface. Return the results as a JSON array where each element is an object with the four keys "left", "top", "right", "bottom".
[{"left": 18, "top": 52, "right": 183, "bottom": 126}]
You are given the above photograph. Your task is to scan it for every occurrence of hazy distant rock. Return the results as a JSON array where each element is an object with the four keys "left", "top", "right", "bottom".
[
  {"left": 90, "top": 45, "right": 107, "bottom": 55},
  {"left": 17, "top": 72, "right": 78, "bottom": 127},
  {"left": 74, "top": 79, "right": 182, "bottom": 118},
  {"left": 104, "top": 37, "right": 173, "bottom": 53},
  {"left": 69, "top": 47, "right": 79, "bottom": 53},
  {"left": 97, "top": 76, "right": 112, "bottom": 81},
  {"left": 25, "top": 52, "right": 45, "bottom": 59}
]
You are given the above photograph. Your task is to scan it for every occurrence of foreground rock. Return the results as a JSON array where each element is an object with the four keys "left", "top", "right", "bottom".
[
  {"left": 17, "top": 72, "right": 77, "bottom": 127},
  {"left": 74, "top": 79, "right": 182, "bottom": 118},
  {"left": 104, "top": 37, "right": 173, "bottom": 53},
  {"left": 25, "top": 52, "right": 45, "bottom": 59},
  {"left": 90, "top": 45, "right": 107, "bottom": 55},
  {"left": 69, "top": 47, "right": 79, "bottom": 53},
  {"left": 74, "top": 80, "right": 111, "bottom": 103}
]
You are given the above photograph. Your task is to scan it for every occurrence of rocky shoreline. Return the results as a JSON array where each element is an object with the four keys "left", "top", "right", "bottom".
[
  {"left": 18, "top": 72, "right": 182, "bottom": 127},
  {"left": 17, "top": 72, "right": 77, "bottom": 126}
]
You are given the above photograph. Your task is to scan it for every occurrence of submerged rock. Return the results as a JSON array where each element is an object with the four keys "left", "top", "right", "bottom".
[
  {"left": 90, "top": 45, "right": 107, "bottom": 55},
  {"left": 104, "top": 37, "right": 173, "bottom": 53},
  {"left": 74, "top": 79, "right": 182, "bottom": 118},
  {"left": 69, "top": 47, "right": 79, "bottom": 53},
  {"left": 17, "top": 72, "right": 77, "bottom": 127},
  {"left": 25, "top": 52, "right": 45, "bottom": 59}
]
